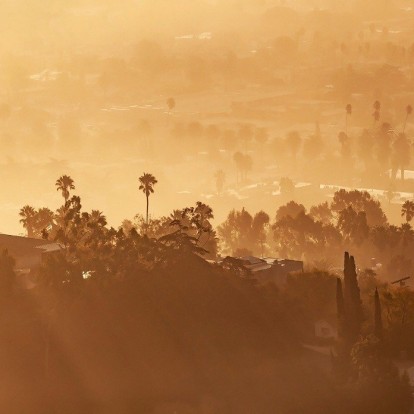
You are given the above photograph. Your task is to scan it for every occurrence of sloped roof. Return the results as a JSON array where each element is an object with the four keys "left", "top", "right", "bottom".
[{"left": 0, "top": 234, "right": 61, "bottom": 258}]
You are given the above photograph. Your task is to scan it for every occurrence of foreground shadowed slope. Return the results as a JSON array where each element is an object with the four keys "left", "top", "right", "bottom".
[{"left": 0, "top": 252, "right": 334, "bottom": 414}]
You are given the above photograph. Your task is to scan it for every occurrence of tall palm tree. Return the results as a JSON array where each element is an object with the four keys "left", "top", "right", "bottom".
[
  {"left": 167, "top": 97, "right": 176, "bottom": 113},
  {"left": 345, "top": 104, "right": 352, "bottom": 135},
  {"left": 338, "top": 131, "right": 350, "bottom": 159},
  {"left": 373, "top": 100, "right": 381, "bottom": 126},
  {"left": 392, "top": 133, "right": 411, "bottom": 181},
  {"left": 55, "top": 175, "right": 75, "bottom": 203},
  {"left": 403, "top": 104, "right": 412, "bottom": 133},
  {"left": 139, "top": 173, "right": 158, "bottom": 225},
  {"left": 19, "top": 205, "right": 37, "bottom": 237},
  {"left": 401, "top": 200, "right": 414, "bottom": 223}
]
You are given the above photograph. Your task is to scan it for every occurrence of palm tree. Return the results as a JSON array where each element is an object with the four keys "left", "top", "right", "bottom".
[
  {"left": 338, "top": 131, "right": 350, "bottom": 159},
  {"left": 55, "top": 175, "right": 75, "bottom": 203},
  {"left": 167, "top": 97, "right": 175, "bottom": 114},
  {"left": 392, "top": 133, "right": 411, "bottom": 181},
  {"left": 401, "top": 200, "right": 414, "bottom": 223},
  {"left": 403, "top": 104, "right": 412, "bottom": 133},
  {"left": 89, "top": 210, "right": 107, "bottom": 227},
  {"left": 384, "top": 185, "right": 396, "bottom": 205},
  {"left": 19, "top": 205, "right": 37, "bottom": 237},
  {"left": 35, "top": 207, "right": 55, "bottom": 236},
  {"left": 139, "top": 173, "right": 158, "bottom": 225},
  {"left": 373, "top": 100, "right": 381, "bottom": 126},
  {"left": 83, "top": 210, "right": 107, "bottom": 232},
  {"left": 345, "top": 104, "right": 352, "bottom": 135}
]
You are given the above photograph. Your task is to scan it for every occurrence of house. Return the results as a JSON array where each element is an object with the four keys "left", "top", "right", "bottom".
[
  {"left": 235, "top": 256, "right": 304, "bottom": 286},
  {"left": 0, "top": 234, "right": 62, "bottom": 288}
]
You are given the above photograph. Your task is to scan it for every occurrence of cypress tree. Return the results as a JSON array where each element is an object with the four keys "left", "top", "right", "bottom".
[
  {"left": 374, "top": 287, "right": 383, "bottom": 339},
  {"left": 343, "top": 252, "right": 362, "bottom": 344},
  {"left": 336, "top": 277, "right": 344, "bottom": 338}
]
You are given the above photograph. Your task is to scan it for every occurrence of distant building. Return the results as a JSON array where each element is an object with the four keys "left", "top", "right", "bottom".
[
  {"left": 0, "top": 234, "right": 62, "bottom": 289},
  {"left": 227, "top": 256, "right": 304, "bottom": 286}
]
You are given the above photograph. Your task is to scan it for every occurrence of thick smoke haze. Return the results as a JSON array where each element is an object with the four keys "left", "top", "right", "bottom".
[
  {"left": 0, "top": 0, "right": 411, "bottom": 235},
  {"left": 1, "top": 1, "right": 414, "bottom": 413}
]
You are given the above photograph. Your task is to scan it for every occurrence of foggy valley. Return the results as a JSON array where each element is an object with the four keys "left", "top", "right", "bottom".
[{"left": 1, "top": 1, "right": 414, "bottom": 413}]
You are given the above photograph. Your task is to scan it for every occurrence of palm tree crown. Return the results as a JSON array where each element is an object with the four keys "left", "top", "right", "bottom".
[
  {"left": 373, "top": 100, "right": 381, "bottom": 123},
  {"left": 403, "top": 104, "right": 413, "bottom": 133},
  {"left": 139, "top": 173, "right": 158, "bottom": 224},
  {"left": 55, "top": 175, "right": 75, "bottom": 202},
  {"left": 19, "top": 205, "right": 37, "bottom": 237},
  {"left": 401, "top": 200, "right": 414, "bottom": 223},
  {"left": 139, "top": 173, "right": 157, "bottom": 197}
]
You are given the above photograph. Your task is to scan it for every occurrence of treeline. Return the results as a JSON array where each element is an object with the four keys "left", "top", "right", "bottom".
[
  {"left": 19, "top": 177, "right": 414, "bottom": 280},
  {"left": 218, "top": 188, "right": 414, "bottom": 278}
]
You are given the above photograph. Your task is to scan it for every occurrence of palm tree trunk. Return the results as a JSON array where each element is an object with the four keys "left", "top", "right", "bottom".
[
  {"left": 146, "top": 195, "right": 149, "bottom": 225},
  {"left": 403, "top": 114, "right": 408, "bottom": 134}
]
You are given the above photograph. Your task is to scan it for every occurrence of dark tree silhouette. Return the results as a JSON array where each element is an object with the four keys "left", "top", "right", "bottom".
[
  {"left": 401, "top": 201, "right": 414, "bottom": 223},
  {"left": 218, "top": 208, "right": 269, "bottom": 256},
  {"left": 55, "top": 175, "right": 75, "bottom": 203},
  {"left": 373, "top": 100, "right": 381, "bottom": 125},
  {"left": 392, "top": 133, "right": 411, "bottom": 181},
  {"left": 332, "top": 189, "right": 387, "bottom": 227},
  {"left": 19, "top": 205, "right": 37, "bottom": 237},
  {"left": 310, "top": 202, "right": 333, "bottom": 225},
  {"left": 276, "top": 201, "right": 305, "bottom": 221},
  {"left": 233, "top": 152, "right": 252, "bottom": 183},
  {"left": 167, "top": 97, "right": 176, "bottom": 113},
  {"left": 337, "top": 277, "right": 345, "bottom": 338},
  {"left": 403, "top": 104, "right": 412, "bottom": 133},
  {"left": 343, "top": 252, "right": 362, "bottom": 344},
  {"left": 139, "top": 172, "right": 158, "bottom": 225},
  {"left": 34, "top": 207, "right": 55, "bottom": 238},
  {"left": 345, "top": 103, "right": 352, "bottom": 135},
  {"left": 338, "top": 131, "right": 350, "bottom": 160},
  {"left": 337, "top": 206, "right": 369, "bottom": 246}
]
